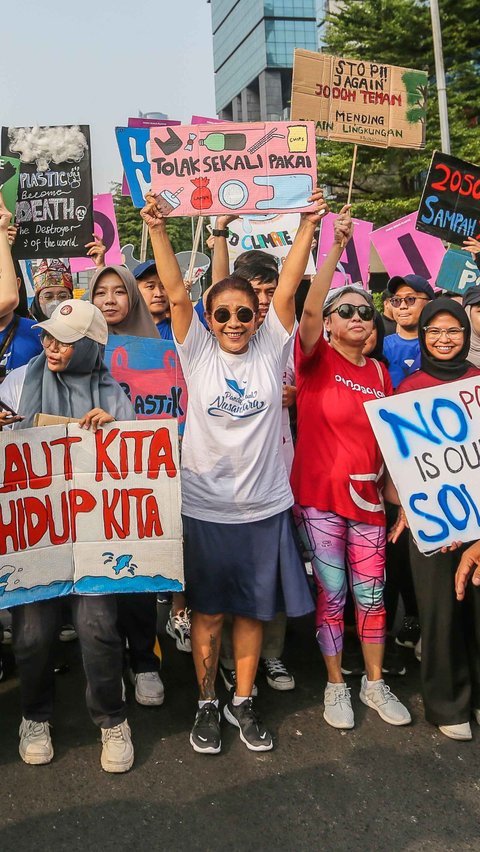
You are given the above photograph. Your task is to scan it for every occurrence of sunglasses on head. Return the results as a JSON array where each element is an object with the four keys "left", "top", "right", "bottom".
[
  {"left": 326, "top": 303, "right": 375, "bottom": 321},
  {"left": 213, "top": 306, "right": 255, "bottom": 324}
]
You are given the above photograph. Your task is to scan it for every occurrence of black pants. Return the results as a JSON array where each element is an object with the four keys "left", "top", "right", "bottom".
[
  {"left": 116, "top": 593, "right": 159, "bottom": 674},
  {"left": 409, "top": 538, "right": 480, "bottom": 725},
  {"left": 384, "top": 502, "right": 418, "bottom": 630},
  {"left": 12, "top": 595, "right": 125, "bottom": 729}
]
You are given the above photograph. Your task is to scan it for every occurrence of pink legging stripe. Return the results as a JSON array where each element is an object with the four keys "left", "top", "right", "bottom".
[{"left": 293, "top": 506, "right": 386, "bottom": 656}]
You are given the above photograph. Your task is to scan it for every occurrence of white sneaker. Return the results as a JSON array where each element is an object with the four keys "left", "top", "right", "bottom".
[
  {"left": 360, "top": 676, "right": 411, "bottom": 726},
  {"left": 19, "top": 718, "right": 54, "bottom": 765},
  {"left": 101, "top": 720, "right": 134, "bottom": 773},
  {"left": 130, "top": 670, "right": 164, "bottom": 706},
  {"left": 2, "top": 625, "right": 12, "bottom": 644},
  {"left": 439, "top": 722, "right": 472, "bottom": 741},
  {"left": 59, "top": 624, "right": 77, "bottom": 642},
  {"left": 323, "top": 682, "right": 354, "bottom": 729},
  {"left": 473, "top": 709, "right": 480, "bottom": 726},
  {"left": 414, "top": 638, "right": 422, "bottom": 662},
  {"left": 166, "top": 608, "right": 192, "bottom": 653}
]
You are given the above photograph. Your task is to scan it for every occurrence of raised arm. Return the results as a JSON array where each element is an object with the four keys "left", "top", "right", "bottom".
[
  {"left": 272, "top": 189, "right": 328, "bottom": 333},
  {"left": 0, "top": 191, "right": 20, "bottom": 317},
  {"left": 141, "top": 194, "right": 192, "bottom": 343},
  {"left": 298, "top": 205, "right": 353, "bottom": 355},
  {"left": 211, "top": 214, "right": 238, "bottom": 286}
]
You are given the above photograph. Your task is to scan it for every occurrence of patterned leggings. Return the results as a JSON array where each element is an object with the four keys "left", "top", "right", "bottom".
[{"left": 293, "top": 506, "right": 386, "bottom": 656}]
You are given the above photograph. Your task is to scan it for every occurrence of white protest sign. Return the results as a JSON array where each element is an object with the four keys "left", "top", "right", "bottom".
[
  {"left": 365, "top": 377, "right": 480, "bottom": 553},
  {"left": 226, "top": 214, "right": 316, "bottom": 274},
  {"left": 0, "top": 421, "right": 183, "bottom": 608}
]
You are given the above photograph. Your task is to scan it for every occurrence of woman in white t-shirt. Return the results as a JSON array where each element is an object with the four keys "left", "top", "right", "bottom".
[{"left": 141, "top": 190, "right": 325, "bottom": 756}]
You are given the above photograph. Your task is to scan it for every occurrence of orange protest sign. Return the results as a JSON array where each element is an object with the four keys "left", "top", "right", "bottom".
[{"left": 291, "top": 50, "right": 427, "bottom": 150}]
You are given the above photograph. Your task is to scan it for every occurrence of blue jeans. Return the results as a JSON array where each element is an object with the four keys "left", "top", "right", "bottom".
[{"left": 12, "top": 595, "right": 126, "bottom": 729}]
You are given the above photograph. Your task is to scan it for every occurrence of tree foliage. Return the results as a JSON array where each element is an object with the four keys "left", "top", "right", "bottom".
[{"left": 318, "top": 0, "right": 480, "bottom": 225}]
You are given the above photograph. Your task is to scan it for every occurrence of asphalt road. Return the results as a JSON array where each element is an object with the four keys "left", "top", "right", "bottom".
[{"left": 0, "top": 610, "right": 479, "bottom": 852}]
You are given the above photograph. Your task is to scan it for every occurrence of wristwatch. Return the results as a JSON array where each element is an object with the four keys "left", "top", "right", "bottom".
[{"left": 212, "top": 228, "right": 229, "bottom": 237}]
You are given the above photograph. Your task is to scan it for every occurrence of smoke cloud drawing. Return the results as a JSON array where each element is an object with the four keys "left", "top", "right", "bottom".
[{"left": 7, "top": 125, "right": 88, "bottom": 172}]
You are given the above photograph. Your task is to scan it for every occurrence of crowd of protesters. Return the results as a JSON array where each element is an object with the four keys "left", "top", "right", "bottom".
[{"left": 1, "top": 183, "right": 480, "bottom": 772}]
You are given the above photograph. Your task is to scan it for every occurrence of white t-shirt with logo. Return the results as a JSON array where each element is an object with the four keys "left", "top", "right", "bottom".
[
  {"left": 175, "top": 304, "right": 294, "bottom": 524},
  {"left": 282, "top": 343, "right": 295, "bottom": 475}
]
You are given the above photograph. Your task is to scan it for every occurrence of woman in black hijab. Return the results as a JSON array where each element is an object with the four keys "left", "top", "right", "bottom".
[{"left": 390, "top": 298, "right": 480, "bottom": 741}]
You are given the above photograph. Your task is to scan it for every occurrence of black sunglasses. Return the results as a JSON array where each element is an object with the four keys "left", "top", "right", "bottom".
[
  {"left": 213, "top": 307, "right": 255, "bottom": 324},
  {"left": 326, "top": 303, "right": 375, "bottom": 321}
]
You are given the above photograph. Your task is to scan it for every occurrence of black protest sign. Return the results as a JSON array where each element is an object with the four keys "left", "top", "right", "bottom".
[
  {"left": 1, "top": 125, "right": 94, "bottom": 259},
  {"left": 416, "top": 151, "right": 480, "bottom": 246}
]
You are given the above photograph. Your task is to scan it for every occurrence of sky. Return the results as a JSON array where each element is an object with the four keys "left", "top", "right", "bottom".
[{"left": 1, "top": 0, "right": 216, "bottom": 193}]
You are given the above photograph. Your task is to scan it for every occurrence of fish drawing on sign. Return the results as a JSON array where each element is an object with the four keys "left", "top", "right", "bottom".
[
  {"left": 0, "top": 568, "right": 15, "bottom": 596},
  {"left": 102, "top": 552, "right": 137, "bottom": 577}
]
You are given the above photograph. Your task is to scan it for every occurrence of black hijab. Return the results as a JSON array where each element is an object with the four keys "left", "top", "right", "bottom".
[
  {"left": 418, "top": 298, "right": 471, "bottom": 381},
  {"left": 366, "top": 311, "right": 389, "bottom": 365}
]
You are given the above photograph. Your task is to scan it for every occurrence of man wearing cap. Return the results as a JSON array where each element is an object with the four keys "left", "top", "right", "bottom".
[
  {"left": 383, "top": 274, "right": 435, "bottom": 389},
  {"left": 133, "top": 260, "right": 208, "bottom": 338}
]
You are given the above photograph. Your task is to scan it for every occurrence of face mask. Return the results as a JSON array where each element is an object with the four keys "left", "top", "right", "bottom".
[{"left": 43, "top": 300, "right": 63, "bottom": 318}]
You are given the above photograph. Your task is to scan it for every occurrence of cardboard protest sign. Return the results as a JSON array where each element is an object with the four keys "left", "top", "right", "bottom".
[
  {"left": 70, "top": 194, "right": 122, "bottom": 272},
  {"left": 0, "top": 421, "right": 183, "bottom": 609},
  {"left": 370, "top": 212, "right": 445, "bottom": 282},
  {"left": 104, "top": 336, "right": 187, "bottom": 435},
  {"left": 416, "top": 151, "right": 480, "bottom": 245},
  {"left": 1, "top": 125, "right": 94, "bottom": 260},
  {"left": 120, "top": 117, "right": 181, "bottom": 198},
  {"left": 226, "top": 214, "right": 316, "bottom": 274},
  {"left": 365, "top": 377, "right": 480, "bottom": 553},
  {"left": 291, "top": 50, "right": 427, "bottom": 149},
  {"left": 150, "top": 121, "right": 317, "bottom": 216},
  {"left": 436, "top": 247, "right": 480, "bottom": 295},
  {"left": 317, "top": 213, "right": 372, "bottom": 286},
  {"left": 0, "top": 155, "right": 20, "bottom": 219}
]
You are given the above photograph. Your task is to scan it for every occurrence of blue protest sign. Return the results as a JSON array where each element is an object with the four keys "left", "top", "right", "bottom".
[
  {"left": 104, "top": 335, "right": 187, "bottom": 434},
  {"left": 435, "top": 246, "right": 480, "bottom": 295},
  {"left": 116, "top": 127, "right": 151, "bottom": 207},
  {"left": 365, "top": 376, "right": 480, "bottom": 553}
]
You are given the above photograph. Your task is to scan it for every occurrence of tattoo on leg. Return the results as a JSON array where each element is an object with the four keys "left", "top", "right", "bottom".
[{"left": 200, "top": 634, "right": 217, "bottom": 700}]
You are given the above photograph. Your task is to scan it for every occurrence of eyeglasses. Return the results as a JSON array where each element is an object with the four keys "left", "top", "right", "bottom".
[
  {"left": 326, "top": 303, "right": 375, "bottom": 321},
  {"left": 213, "top": 307, "right": 255, "bottom": 324},
  {"left": 423, "top": 326, "right": 465, "bottom": 339},
  {"left": 41, "top": 333, "right": 73, "bottom": 353},
  {"left": 390, "top": 296, "right": 428, "bottom": 308}
]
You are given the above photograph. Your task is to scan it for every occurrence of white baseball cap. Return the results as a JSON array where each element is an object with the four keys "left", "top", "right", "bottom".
[{"left": 33, "top": 299, "right": 108, "bottom": 345}]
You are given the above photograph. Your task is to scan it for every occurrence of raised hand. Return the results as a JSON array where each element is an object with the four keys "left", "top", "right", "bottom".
[
  {"left": 334, "top": 204, "right": 354, "bottom": 246},
  {"left": 300, "top": 188, "right": 329, "bottom": 226},
  {"left": 141, "top": 194, "right": 167, "bottom": 231},
  {"left": 85, "top": 234, "right": 107, "bottom": 268},
  {"left": 0, "top": 189, "right": 12, "bottom": 233}
]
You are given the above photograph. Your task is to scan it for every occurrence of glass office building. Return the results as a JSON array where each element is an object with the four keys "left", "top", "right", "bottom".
[{"left": 209, "top": 0, "right": 321, "bottom": 121}]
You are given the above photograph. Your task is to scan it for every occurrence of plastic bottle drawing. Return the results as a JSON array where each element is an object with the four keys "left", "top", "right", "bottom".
[{"left": 199, "top": 133, "right": 247, "bottom": 152}]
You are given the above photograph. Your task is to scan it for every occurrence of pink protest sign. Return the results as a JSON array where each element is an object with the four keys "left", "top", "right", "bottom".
[
  {"left": 371, "top": 212, "right": 446, "bottom": 281},
  {"left": 317, "top": 213, "right": 373, "bottom": 287},
  {"left": 121, "top": 117, "right": 181, "bottom": 196},
  {"left": 150, "top": 121, "right": 317, "bottom": 216},
  {"left": 191, "top": 115, "right": 224, "bottom": 125},
  {"left": 70, "top": 194, "right": 122, "bottom": 272}
]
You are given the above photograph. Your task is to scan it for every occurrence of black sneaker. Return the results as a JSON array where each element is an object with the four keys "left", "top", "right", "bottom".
[
  {"left": 224, "top": 698, "right": 273, "bottom": 751},
  {"left": 190, "top": 703, "right": 221, "bottom": 754},
  {"left": 395, "top": 617, "right": 421, "bottom": 649},
  {"left": 261, "top": 657, "right": 295, "bottom": 691},
  {"left": 219, "top": 664, "right": 258, "bottom": 696}
]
